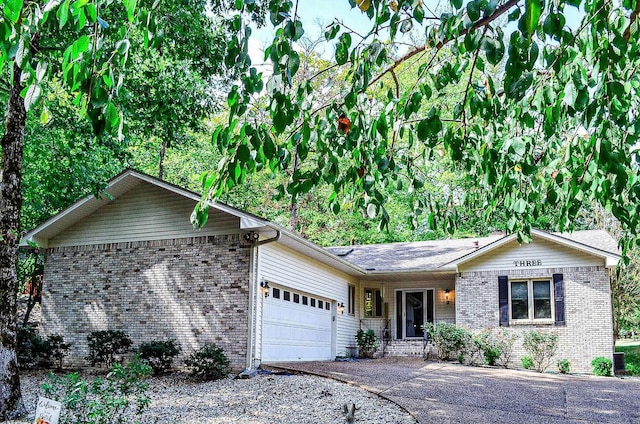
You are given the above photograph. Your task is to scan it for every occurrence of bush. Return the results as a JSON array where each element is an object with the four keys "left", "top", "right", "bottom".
[
  {"left": 17, "top": 326, "right": 70, "bottom": 369},
  {"left": 17, "top": 325, "right": 51, "bottom": 368},
  {"left": 425, "top": 323, "right": 471, "bottom": 361},
  {"left": 184, "top": 344, "right": 230, "bottom": 380},
  {"left": 355, "top": 329, "right": 380, "bottom": 359},
  {"left": 42, "top": 355, "right": 151, "bottom": 424},
  {"left": 86, "top": 330, "right": 132, "bottom": 368},
  {"left": 521, "top": 355, "right": 533, "bottom": 369},
  {"left": 522, "top": 331, "right": 558, "bottom": 372},
  {"left": 138, "top": 339, "right": 181, "bottom": 375},
  {"left": 557, "top": 359, "right": 571, "bottom": 374},
  {"left": 591, "top": 357, "right": 613, "bottom": 376}
]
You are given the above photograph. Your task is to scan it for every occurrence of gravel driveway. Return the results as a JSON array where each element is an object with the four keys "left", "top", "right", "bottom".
[
  {"left": 14, "top": 370, "right": 416, "bottom": 423},
  {"left": 271, "top": 358, "right": 640, "bottom": 424}
]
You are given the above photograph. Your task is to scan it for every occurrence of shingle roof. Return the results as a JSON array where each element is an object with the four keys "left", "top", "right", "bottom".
[
  {"left": 325, "top": 230, "right": 619, "bottom": 272},
  {"left": 325, "top": 234, "right": 504, "bottom": 271}
]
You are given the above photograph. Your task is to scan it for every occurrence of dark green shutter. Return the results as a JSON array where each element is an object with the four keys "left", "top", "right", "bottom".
[
  {"left": 553, "top": 273, "right": 565, "bottom": 326},
  {"left": 498, "top": 275, "right": 509, "bottom": 327}
]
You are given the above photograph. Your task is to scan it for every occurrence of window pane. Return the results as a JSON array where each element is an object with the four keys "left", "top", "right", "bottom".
[
  {"left": 375, "top": 289, "right": 383, "bottom": 317},
  {"left": 293, "top": 293, "right": 300, "bottom": 303},
  {"left": 318, "top": 300, "right": 324, "bottom": 309},
  {"left": 348, "top": 285, "right": 355, "bottom": 314},
  {"left": 283, "top": 291, "right": 291, "bottom": 301},
  {"left": 511, "top": 282, "right": 529, "bottom": 319},
  {"left": 273, "top": 288, "right": 280, "bottom": 299},
  {"left": 364, "top": 289, "right": 374, "bottom": 317},
  {"left": 311, "top": 298, "right": 316, "bottom": 307},
  {"left": 533, "top": 281, "right": 552, "bottom": 319},
  {"left": 302, "top": 296, "right": 308, "bottom": 305}
]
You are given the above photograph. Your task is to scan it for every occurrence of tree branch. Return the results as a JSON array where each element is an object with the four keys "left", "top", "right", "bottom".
[
  {"left": 368, "top": 0, "right": 521, "bottom": 89},
  {"left": 624, "top": 0, "right": 640, "bottom": 42}
]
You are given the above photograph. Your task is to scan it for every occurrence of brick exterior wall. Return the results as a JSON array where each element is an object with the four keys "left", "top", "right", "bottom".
[
  {"left": 456, "top": 266, "right": 614, "bottom": 373},
  {"left": 41, "top": 235, "right": 251, "bottom": 370}
]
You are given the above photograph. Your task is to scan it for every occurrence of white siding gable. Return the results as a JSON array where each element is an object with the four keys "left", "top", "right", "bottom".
[
  {"left": 49, "top": 183, "right": 240, "bottom": 247},
  {"left": 459, "top": 236, "right": 606, "bottom": 273}
]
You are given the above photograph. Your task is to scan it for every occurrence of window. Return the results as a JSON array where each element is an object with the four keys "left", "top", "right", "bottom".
[
  {"left": 283, "top": 291, "right": 291, "bottom": 301},
  {"left": 325, "top": 302, "right": 331, "bottom": 311},
  {"left": 311, "top": 298, "right": 316, "bottom": 307},
  {"left": 510, "top": 279, "right": 553, "bottom": 321},
  {"left": 272, "top": 288, "right": 280, "bottom": 299},
  {"left": 293, "top": 293, "right": 300, "bottom": 303},
  {"left": 348, "top": 284, "right": 355, "bottom": 315},
  {"left": 318, "top": 300, "right": 324, "bottom": 309},
  {"left": 302, "top": 296, "right": 308, "bottom": 305},
  {"left": 364, "top": 288, "right": 383, "bottom": 317}
]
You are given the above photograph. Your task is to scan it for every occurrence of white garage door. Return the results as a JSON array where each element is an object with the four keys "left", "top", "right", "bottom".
[{"left": 262, "top": 287, "right": 333, "bottom": 362}]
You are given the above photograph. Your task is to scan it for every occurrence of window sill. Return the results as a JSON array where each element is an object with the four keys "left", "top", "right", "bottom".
[{"left": 509, "top": 320, "right": 555, "bottom": 326}]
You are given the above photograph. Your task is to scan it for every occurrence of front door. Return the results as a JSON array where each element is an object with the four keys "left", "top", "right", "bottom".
[{"left": 395, "top": 289, "right": 434, "bottom": 339}]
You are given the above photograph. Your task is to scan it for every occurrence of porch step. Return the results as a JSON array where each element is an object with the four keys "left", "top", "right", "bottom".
[{"left": 383, "top": 340, "right": 432, "bottom": 358}]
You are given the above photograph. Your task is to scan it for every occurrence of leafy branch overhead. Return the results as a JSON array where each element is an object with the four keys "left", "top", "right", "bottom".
[{"left": 198, "top": 0, "right": 639, "bottom": 250}]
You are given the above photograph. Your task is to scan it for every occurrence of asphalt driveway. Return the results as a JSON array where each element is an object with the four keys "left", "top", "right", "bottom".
[{"left": 270, "top": 358, "right": 640, "bottom": 423}]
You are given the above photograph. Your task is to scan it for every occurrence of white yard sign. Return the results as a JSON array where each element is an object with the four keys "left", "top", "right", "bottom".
[{"left": 34, "top": 397, "right": 62, "bottom": 424}]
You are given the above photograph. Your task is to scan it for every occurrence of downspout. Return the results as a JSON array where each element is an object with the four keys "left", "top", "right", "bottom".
[{"left": 245, "top": 230, "right": 281, "bottom": 371}]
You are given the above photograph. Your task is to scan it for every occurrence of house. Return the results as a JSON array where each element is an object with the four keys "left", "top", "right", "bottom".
[{"left": 21, "top": 169, "right": 620, "bottom": 373}]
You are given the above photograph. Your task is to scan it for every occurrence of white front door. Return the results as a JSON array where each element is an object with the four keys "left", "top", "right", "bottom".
[
  {"left": 262, "top": 287, "right": 333, "bottom": 362},
  {"left": 395, "top": 289, "right": 434, "bottom": 339}
]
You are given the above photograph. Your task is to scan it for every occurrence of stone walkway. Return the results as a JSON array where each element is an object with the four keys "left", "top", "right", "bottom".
[{"left": 270, "top": 358, "right": 640, "bottom": 423}]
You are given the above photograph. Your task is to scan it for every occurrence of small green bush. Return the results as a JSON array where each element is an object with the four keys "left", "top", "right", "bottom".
[
  {"left": 184, "top": 344, "right": 230, "bottom": 380},
  {"left": 591, "top": 357, "right": 613, "bottom": 376},
  {"left": 86, "top": 330, "right": 132, "bottom": 368},
  {"left": 425, "top": 323, "right": 471, "bottom": 361},
  {"left": 557, "top": 359, "right": 571, "bottom": 374},
  {"left": 522, "top": 331, "right": 558, "bottom": 372},
  {"left": 355, "top": 329, "right": 380, "bottom": 358},
  {"left": 42, "top": 355, "right": 151, "bottom": 424},
  {"left": 521, "top": 355, "right": 533, "bottom": 369},
  {"left": 138, "top": 339, "right": 181, "bottom": 375},
  {"left": 17, "top": 326, "right": 70, "bottom": 369}
]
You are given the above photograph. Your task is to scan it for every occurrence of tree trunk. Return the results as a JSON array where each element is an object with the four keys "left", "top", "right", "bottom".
[
  {"left": 0, "top": 63, "right": 27, "bottom": 420},
  {"left": 158, "top": 139, "right": 166, "bottom": 180}
]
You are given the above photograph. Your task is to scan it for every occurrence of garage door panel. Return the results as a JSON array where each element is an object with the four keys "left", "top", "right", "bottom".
[{"left": 262, "top": 288, "right": 333, "bottom": 362}]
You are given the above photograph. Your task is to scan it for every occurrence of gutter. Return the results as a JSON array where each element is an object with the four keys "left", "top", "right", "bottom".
[{"left": 244, "top": 230, "right": 281, "bottom": 375}]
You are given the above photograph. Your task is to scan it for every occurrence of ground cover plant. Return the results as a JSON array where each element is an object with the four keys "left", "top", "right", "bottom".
[
  {"left": 355, "top": 329, "right": 380, "bottom": 358},
  {"left": 42, "top": 356, "right": 152, "bottom": 424}
]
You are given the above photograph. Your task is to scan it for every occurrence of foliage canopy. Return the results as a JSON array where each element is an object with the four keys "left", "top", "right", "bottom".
[{"left": 196, "top": 0, "right": 640, "bottom": 253}]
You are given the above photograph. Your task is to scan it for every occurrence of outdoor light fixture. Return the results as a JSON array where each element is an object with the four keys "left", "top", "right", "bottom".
[
  {"left": 337, "top": 302, "right": 345, "bottom": 314},
  {"left": 244, "top": 231, "right": 260, "bottom": 243},
  {"left": 445, "top": 289, "right": 451, "bottom": 304},
  {"left": 260, "top": 281, "right": 270, "bottom": 297}
]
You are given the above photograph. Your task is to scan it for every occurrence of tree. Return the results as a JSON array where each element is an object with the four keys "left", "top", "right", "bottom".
[
  {"left": 196, "top": 0, "right": 640, "bottom": 255},
  {"left": 0, "top": 0, "right": 151, "bottom": 418}
]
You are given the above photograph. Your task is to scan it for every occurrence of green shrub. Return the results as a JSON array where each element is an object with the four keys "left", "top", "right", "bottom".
[
  {"left": 17, "top": 326, "right": 70, "bottom": 369},
  {"left": 138, "top": 339, "right": 181, "bottom": 375},
  {"left": 42, "top": 355, "right": 152, "bottom": 424},
  {"left": 17, "top": 325, "right": 51, "bottom": 368},
  {"left": 522, "top": 331, "right": 558, "bottom": 372},
  {"left": 494, "top": 330, "right": 518, "bottom": 368},
  {"left": 591, "top": 357, "right": 613, "bottom": 376},
  {"left": 184, "top": 344, "right": 230, "bottom": 380},
  {"left": 521, "top": 355, "right": 533, "bottom": 369},
  {"left": 355, "top": 329, "right": 380, "bottom": 358},
  {"left": 425, "top": 322, "right": 471, "bottom": 361},
  {"left": 86, "top": 330, "right": 133, "bottom": 368},
  {"left": 557, "top": 359, "right": 571, "bottom": 374}
]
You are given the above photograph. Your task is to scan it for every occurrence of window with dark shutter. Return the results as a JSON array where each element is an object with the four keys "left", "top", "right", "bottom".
[
  {"left": 553, "top": 273, "right": 565, "bottom": 326},
  {"left": 498, "top": 275, "right": 509, "bottom": 326}
]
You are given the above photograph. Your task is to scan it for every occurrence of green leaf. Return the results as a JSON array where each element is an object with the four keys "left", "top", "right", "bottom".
[
  {"left": 451, "top": 0, "right": 463, "bottom": 9},
  {"left": 57, "top": 0, "right": 69, "bottom": 28},
  {"left": 512, "top": 198, "right": 527, "bottom": 213},
  {"left": 3, "top": 0, "right": 23, "bottom": 24},
  {"left": 466, "top": 0, "right": 480, "bottom": 22},
  {"left": 124, "top": 0, "right": 137, "bottom": 21},
  {"left": 335, "top": 33, "right": 351, "bottom": 65},
  {"left": 36, "top": 61, "right": 47, "bottom": 82},
  {"left": 519, "top": 0, "right": 542, "bottom": 36},
  {"left": 24, "top": 84, "right": 41, "bottom": 112}
]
